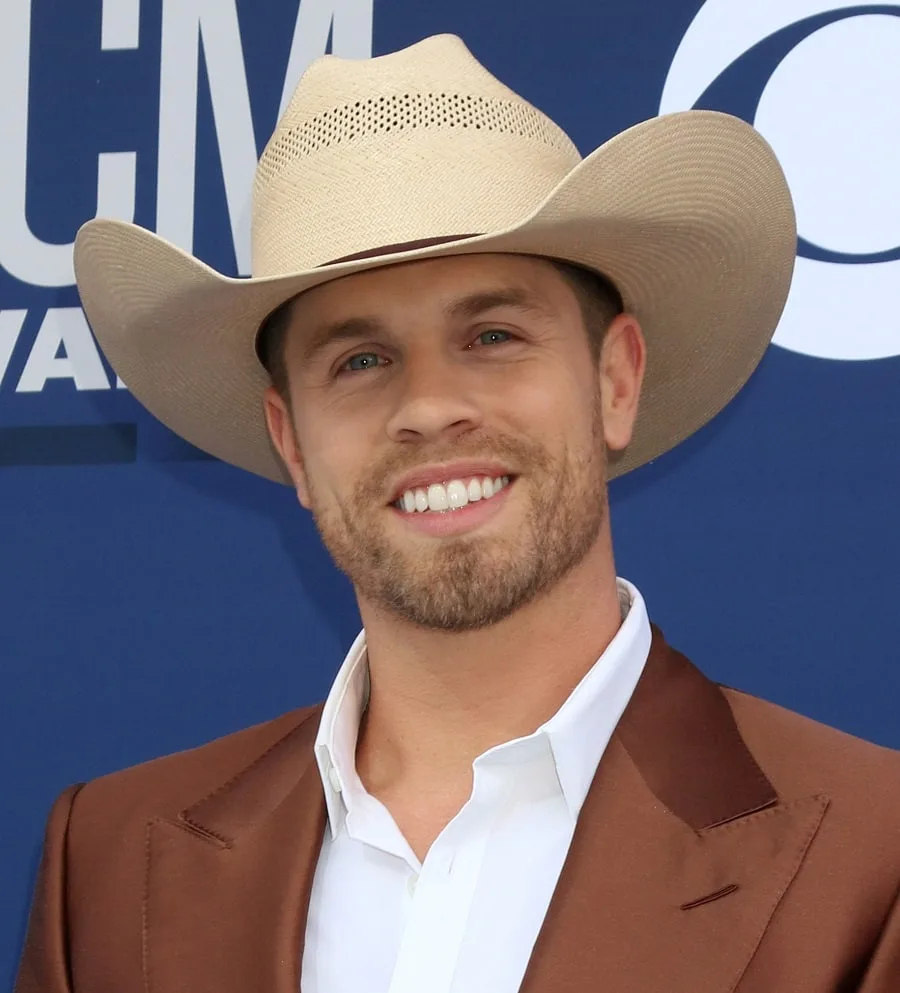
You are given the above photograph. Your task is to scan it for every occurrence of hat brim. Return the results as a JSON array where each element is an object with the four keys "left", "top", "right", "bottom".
[{"left": 73, "top": 110, "right": 796, "bottom": 484}]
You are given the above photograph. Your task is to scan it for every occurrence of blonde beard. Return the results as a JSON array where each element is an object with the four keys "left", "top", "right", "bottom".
[{"left": 307, "top": 406, "right": 608, "bottom": 632}]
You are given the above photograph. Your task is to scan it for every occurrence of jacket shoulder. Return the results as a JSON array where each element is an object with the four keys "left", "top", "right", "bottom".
[
  {"left": 725, "top": 686, "right": 900, "bottom": 814},
  {"left": 70, "top": 703, "right": 323, "bottom": 828}
]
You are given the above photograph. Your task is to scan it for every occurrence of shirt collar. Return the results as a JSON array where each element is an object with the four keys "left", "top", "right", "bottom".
[
  {"left": 538, "top": 578, "right": 651, "bottom": 819},
  {"left": 314, "top": 579, "right": 652, "bottom": 834},
  {"left": 314, "top": 628, "right": 370, "bottom": 836}
]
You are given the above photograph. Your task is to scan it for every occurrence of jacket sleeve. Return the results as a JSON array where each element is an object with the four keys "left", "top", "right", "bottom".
[
  {"left": 14, "top": 785, "right": 85, "bottom": 993},
  {"left": 858, "top": 880, "right": 900, "bottom": 991}
]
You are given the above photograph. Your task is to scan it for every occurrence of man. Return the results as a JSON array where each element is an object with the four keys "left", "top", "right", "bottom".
[{"left": 16, "top": 33, "right": 900, "bottom": 993}]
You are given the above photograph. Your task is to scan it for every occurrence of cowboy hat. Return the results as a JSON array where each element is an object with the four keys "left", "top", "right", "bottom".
[{"left": 73, "top": 33, "right": 796, "bottom": 484}]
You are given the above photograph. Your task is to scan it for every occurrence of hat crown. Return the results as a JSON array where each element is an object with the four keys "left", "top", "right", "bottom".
[
  {"left": 276, "top": 34, "right": 524, "bottom": 120},
  {"left": 252, "top": 35, "right": 582, "bottom": 276}
]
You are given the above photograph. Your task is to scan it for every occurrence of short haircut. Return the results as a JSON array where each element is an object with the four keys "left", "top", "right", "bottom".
[{"left": 257, "top": 258, "right": 623, "bottom": 396}]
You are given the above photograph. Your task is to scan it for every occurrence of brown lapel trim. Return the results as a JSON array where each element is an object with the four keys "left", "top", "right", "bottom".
[
  {"left": 179, "top": 706, "right": 326, "bottom": 843},
  {"left": 143, "top": 705, "right": 327, "bottom": 993},
  {"left": 142, "top": 628, "right": 821, "bottom": 993},
  {"left": 519, "top": 627, "right": 828, "bottom": 993},
  {"left": 616, "top": 625, "right": 778, "bottom": 829}
]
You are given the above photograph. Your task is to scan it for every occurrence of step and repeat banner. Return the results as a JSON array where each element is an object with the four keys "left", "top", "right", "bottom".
[{"left": 2, "top": 0, "right": 898, "bottom": 982}]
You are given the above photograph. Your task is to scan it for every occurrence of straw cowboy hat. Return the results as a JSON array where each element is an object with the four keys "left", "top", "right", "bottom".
[{"left": 73, "top": 34, "right": 796, "bottom": 484}]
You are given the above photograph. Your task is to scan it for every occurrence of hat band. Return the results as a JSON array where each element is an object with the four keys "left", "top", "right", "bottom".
[
  {"left": 322, "top": 233, "right": 481, "bottom": 266},
  {"left": 255, "top": 234, "right": 482, "bottom": 367}
]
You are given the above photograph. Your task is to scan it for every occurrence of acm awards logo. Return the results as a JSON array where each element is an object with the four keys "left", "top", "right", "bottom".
[
  {"left": 0, "top": 0, "right": 372, "bottom": 466},
  {"left": 661, "top": 0, "right": 900, "bottom": 361}
]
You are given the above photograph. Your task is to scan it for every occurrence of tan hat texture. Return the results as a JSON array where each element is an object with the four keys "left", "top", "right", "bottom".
[{"left": 73, "top": 33, "right": 797, "bottom": 484}]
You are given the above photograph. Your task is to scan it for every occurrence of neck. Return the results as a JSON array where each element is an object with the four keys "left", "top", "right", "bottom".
[{"left": 353, "top": 532, "right": 622, "bottom": 806}]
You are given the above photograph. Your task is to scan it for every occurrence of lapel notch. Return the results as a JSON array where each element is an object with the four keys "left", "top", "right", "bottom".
[
  {"left": 520, "top": 628, "right": 829, "bottom": 993},
  {"left": 616, "top": 626, "right": 778, "bottom": 830},
  {"left": 143, "top": 706, "right": 327, "bottom": 993}
]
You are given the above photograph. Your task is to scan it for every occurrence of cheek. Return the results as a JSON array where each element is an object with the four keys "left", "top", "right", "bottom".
[
  {"left": 500, "top": 361, "right": 597, "bottom": 440},
  {"left": 293, "top": 407, "right": 379, "bottom": 501}
]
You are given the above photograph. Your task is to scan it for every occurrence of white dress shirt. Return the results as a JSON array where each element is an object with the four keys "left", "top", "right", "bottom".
[{"left": 300, "top": 579, "right": 652, "bottom": 993}]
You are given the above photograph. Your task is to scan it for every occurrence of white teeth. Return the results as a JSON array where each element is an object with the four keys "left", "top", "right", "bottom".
[
  {"left": 427, "top": 483, "right": 449, "bottom": 511},
  {"left": 446, "top": 480, "right": 468, "bottom": 509},
  {"left": 397, "top": 475, "right": 512, "bottom": 513}
]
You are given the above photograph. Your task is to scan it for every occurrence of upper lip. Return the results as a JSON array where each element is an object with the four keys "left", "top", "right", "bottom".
[{"left": 388, "top": 462, "right": 515, "bottom": 502}]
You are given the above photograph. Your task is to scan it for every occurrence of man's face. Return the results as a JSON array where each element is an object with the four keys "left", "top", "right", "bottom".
[{"left": 266, "top": 254, "right": 641, "bottom": 631}]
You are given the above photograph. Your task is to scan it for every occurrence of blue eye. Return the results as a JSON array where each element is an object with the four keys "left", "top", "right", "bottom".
[
  {"left": 341, "top": 352, "right": 384, "bottom": 373},
  {"left": 475, "top": 329, "right": 513, "bottom": 346}
]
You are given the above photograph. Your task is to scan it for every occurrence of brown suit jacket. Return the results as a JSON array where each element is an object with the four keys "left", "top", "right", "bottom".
[{"left": 15, "top": 629, "right": 900, "bottom": 992}]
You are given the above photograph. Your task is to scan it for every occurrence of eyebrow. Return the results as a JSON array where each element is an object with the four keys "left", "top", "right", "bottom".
[
  {"left": 297, "top": 286, "right": 554, "bottom": 363},
  {"left": 446, "top": 288, "right": 554, "bottom": 322}
]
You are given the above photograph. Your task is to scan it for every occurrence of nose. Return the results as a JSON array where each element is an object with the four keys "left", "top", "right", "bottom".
[{"left": 385, "top": 352, "right": 483, "bottom": 444}]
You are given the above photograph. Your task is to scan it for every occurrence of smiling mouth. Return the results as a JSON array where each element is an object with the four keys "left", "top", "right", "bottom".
[{"left": 393, "top": 474, "right": 513, "bottom": 513}]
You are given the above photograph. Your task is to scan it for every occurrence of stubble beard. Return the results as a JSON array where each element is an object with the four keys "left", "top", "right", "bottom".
[{"left": 308, "top": 408, "right": 609, "bottom": 632}]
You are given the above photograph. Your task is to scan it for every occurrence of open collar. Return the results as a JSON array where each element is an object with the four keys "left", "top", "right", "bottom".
[
  {"left": 314, "top": 579, "right": 652, "bottom": 830},
  {"left": 141, "top": 627, "right": 828, "bottom": 993}
]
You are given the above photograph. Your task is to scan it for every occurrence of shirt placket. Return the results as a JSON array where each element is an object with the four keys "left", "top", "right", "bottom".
[{"left": 385, "top": 763, "right": 512, "bottom": 993}]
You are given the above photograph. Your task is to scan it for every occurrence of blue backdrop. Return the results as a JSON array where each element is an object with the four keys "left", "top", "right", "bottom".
[{"left": 2, "top": 0, "right": 899, "bottom": 986}]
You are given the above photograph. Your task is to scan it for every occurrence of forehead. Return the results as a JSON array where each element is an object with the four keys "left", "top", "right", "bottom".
[{"left": 287, "top": 253, "right": 574, "bottom": 329}]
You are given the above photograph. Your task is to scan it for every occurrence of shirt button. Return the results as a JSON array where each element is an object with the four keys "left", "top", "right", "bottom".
[
  {"left": 407, "top": 873, "right": 418, "bottom": 896},
  {"left": 327, "top": 766, "right": 343, "bottom": 793}
]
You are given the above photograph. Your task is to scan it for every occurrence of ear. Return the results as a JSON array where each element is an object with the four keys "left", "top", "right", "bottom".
[
  {"left": 263, "top": 386, "right": 312, "bottom": 508},
  {"left": 598, "top": 313, "right": 646, "bottom": 452}
]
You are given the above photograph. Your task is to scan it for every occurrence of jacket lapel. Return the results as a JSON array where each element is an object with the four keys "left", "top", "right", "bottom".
[
  {"left": 519, "top": 629, "right": 829, "bottom": 993},
  {"left": 142, "top": 707, "right": 327, "bottom": 993},
  {"left": 141, "top": 631, "right": 830, "bottom": 993}
]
